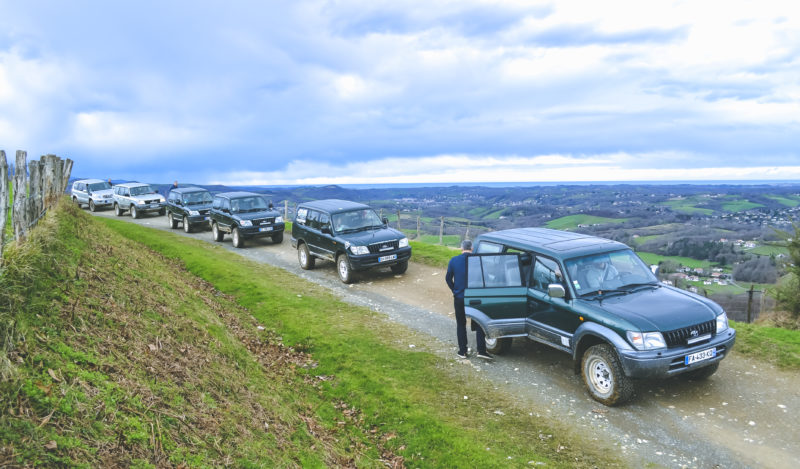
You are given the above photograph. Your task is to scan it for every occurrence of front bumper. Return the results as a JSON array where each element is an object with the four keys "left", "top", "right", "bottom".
[
  {"left": 239, "top": 223, "right": 285, "bottom": 239},
  {"left": 619, "top": 328, "right": 736, "bottom": 379},
  {"left": 349, "top": 246, "right": 412, "bottom": 270},
  {"left": 134, "top": 202, "right": 165, "bottom": 213},
  {"left": 186, "top": 214, "right": 211, "bottom": 225},
  {"left": 92, "top": 198, "right": 114, "bottom": 206}
]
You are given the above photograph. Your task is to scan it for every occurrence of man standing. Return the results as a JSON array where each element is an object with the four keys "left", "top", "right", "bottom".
[{"left": 446, "top": 239, "right": 492, "bottom": 360}]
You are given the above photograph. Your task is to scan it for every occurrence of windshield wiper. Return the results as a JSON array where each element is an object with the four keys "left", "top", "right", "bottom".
[
  {"left": 621, "top": 282, "right": 660, "bottom": 292},
  {"left": 580, "top": 289, "right": 629, "bottom": 299}
]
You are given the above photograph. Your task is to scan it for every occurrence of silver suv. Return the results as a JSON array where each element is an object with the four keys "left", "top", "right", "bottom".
[
  {"left": 112, "top": 182, "right": 166, "bottom": 218},
  {"left": 71, "top": 179, "right": 114, "bottom": 212}
]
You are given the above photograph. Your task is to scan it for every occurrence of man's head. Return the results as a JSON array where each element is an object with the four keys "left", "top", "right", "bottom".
[{"left": 461, "top": 239, "right": 473, "bottom": 253}]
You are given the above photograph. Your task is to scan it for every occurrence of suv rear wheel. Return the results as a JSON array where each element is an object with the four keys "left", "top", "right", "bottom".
[
  {"left": 183, "top": 216, "right": 191, "bottom": 233},
  {"left": 390, "top": 260, "right": 408, "bottom": 274},
  {"left": 212, "top": 222, "right": 224, "bottom": 242},
  {"left": 485, "top": 337, "right": 512, "bottom": 355},
  {"left": 168, "top": 213, "right": 178, "bottom": 229},
  {"left": 581, "top": 344, "right": 634, "bottom": 406},
  {"left": 232, "top": 227, "right": 245, "bottom": 248},
  {"left": 298, "top": 243, "right": 315, "bottom": 270},
  {"left": 337, "top": 255, "right": 354, "bottom": 284}
]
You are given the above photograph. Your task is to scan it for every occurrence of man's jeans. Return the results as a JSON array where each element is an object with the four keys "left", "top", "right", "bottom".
[{"left": 454, "top": 297, "right": 487, "bottom": 355}]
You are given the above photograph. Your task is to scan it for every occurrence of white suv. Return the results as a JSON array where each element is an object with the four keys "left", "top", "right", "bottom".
[
  {"left": 112, "top": 182, "right": 166, "bottom": 218},
  {"left": 71, "top": 179, "right": 114, "bottom": 212}
]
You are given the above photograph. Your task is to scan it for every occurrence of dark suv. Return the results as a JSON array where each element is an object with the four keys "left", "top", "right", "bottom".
[
  {"left": 209, "top": 191, "right": 284, "bottom": 248},
  {"left": 291, "top": 199, "right": 412, "bottom": 283},
  {"left": 166, "top": 187, "right": 214, "bottom": 233},
  {"left": 465, "top": 228, "right": 736, "bottom": 406}
]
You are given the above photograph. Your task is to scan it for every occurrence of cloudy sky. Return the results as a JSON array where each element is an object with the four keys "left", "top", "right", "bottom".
[{"left": 1, "top": 0, "right": 798, "bottom": 185}]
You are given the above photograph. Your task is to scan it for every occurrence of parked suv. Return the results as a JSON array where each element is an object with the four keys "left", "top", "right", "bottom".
[
  {"left": 166, "top": 186, "right": 213, "bottom": 233},
  {"left": 291, "top": 199, "right": 412, "bottom": 283},
  {"left": 209, "top": 192, "right": 284, "bottom": 248},
  {"left": 112, "top": 182, "right": 166, "bottom": 218},
  {"left": 465, "top": 228, "right": 736, "bottom": 406},
  {"left": 71, "top": 179, "right": 114, "bottom": 212}
]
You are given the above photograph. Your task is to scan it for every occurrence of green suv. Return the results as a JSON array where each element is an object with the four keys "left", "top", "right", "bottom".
[
  {"left": 166, "top": 186, "right": 213, "bottom": 233},
  {"left": 466, "top": 228, "right": 735, "bottom": 406},
  {"left": 209, "top": 191, "right": 284, "bottom": 248},
  {"left": 291, "top": 199, "right": 411, "bottom": 283}
]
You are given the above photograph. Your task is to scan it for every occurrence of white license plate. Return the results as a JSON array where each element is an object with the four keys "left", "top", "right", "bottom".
[
  {"left": 259, "top": 226, "right": 273, "bottom": 232},
  {"left": 149, "top": 204, "right": 160, "bottom": 208},
  {"left": 378, "top": 254, "right": 397, "bottom": 263},
  {"left": 685, "top": 347, "right": 716, "bottom": 365},
  {"left": 203, "top": 216, "right": 209, "bottom": 221}
]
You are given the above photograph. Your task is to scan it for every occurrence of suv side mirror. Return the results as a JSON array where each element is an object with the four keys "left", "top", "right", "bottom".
[
  {"left": 548, "top": 284, "right": 566, "bottom": 299},
  {"left": 382, "top": 217, "right": 389, "bottom": 225},
  {"left": 321, "top": 225, "right": 332, "bottom": 235}
]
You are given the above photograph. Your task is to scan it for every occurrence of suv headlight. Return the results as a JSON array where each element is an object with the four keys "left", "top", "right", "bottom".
[
  {"left": 239, "top": 220, "right": 253, "bottom": 227},
  {"left": 627, "top": 331, "right": 666, "bottom": 351},
  {"left": 350, "top": 245, "right": 369, "bottom": 255},
  {"left": 136, "top": 199, "right": 145, "bottom": 204},
  {"left": 275, "top": 216, "right": 283, "bottom": 223},
  {"left": 398, "top": 237, "right": 409, "bottom": 248},
  {"left": 188, "top": 210, "right": 200, "bottom": 216},
  {"left": 716, "top": 312, "right": 729, "bottom": 333}
]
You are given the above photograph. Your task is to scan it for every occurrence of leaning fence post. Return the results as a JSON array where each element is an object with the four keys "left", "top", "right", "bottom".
[
  {"left": 416, "top": 215, "right": 421, "bottom": 240},
  {"left": 0, "top": 150, "right": 8, "bottom": 258},
  {"left": 284, "top": 200, "right": 288, "bottom": 220},
  {"left": 396, "top": 210, "right": 401, "bottom": 230},
  {"left": 439, "top": 216, "right": 444, "bottom": 245},
  {"left": 746, "top": 284, "right": 754, "bottom": 323},
  {"left": 12, "top": 150, "right": 29, "bottom": 241}
]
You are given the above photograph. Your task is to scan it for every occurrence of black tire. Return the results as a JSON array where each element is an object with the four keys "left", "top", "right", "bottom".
[
  {"left": 271, "top": 232, "right": 284, "bottom": 244},
  {"left": 683, "top": 362, "right": 719, "bottom": 381},
  {"left": 212, "top": 222, "right": 224, "bottom": 242},
  {"left": 298, "top": 243, "right": 315, "bottom": 270},
  {"left": 114, "top": 203, "right": 123, "bottom": 216},
  {"left": 581, "top": 344, "right": 635, "bottom": 406},
  {"left": 390, "top": 260, "right": 408, "bottom": 275},
  {"left": 183, "top": 216, "right": 191, "bottom": 233},
  {"left": 89, "top": 200, "right": 96, "bottom": 212},
  {"left": 168, "top": 213, "right": 178, "bottom": 229},
  {"left": 159, "top": 208, "right": 166, "bottom": 216},
  {"left": 337, "top": 254, "right": 354, "bottom": 284},
  {"left": 232, "top": 227, "right": 244, "bottom": 248},
  {"left": 130, "top": 205, "right": 139, "bottom": 219},
  {"left": 485, "top": 337, "right": 512, "bottom": 355}
]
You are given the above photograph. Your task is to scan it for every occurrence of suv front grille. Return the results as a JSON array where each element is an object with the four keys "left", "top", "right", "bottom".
[
  {"left": 663, "top": 320, "right": 716, "bottom": 348},
  {"left": 145, "top": 199, "right": 160, "bottom": 204},
  {"left": 198, "top": 209, "right": 210, "bottom": 215},
  {"left": 368, "top": 240, "right": 399, "bottom": 254},
  {"left": 252, "top": 217, "right": 275, "bottom": 225}
]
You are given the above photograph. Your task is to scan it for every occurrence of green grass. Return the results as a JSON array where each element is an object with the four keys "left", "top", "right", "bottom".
[
  {"left": 632, "top": 234, "right": 662, "bottom": 246},
  {"left": 731, "top": 321, "right": 800, "bottom": 369},
  {"left": 721, "top": 198, "right": 763, "bottom": 212},
  {"left": 660, "top": 198, "right": 714, "bottom": 216},
  {"left": 409, "top": 240, "right": 458, "bottom": 268},
  {"left": 767, "top": 195, "right": 800, "bottom": 207},
  {"left": 97, "top": 213, "right": 615, "bottom": 467},
  {"left": 545, "top": 214, "right": 627, "bottom": 230},
  {"left": 418, "top": 234, "right": 462, "bottom": 247},
  {"left": 636, "top": 252, "right": 714, "bottom": 270},
  {"left": 748, "top": 244, "right": 789, "bottom": 257}
]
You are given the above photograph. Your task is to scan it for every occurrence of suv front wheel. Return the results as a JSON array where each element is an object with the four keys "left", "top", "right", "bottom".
[
  {"left": 89, "top": 200, "right": 96, "bottom": 212},
  {"left": 130, "top": 205, "right": 139, "bottom": 219},
  {"left": 581, "top": 344, "right": 634, "bottom": 406},
  {"left": 212, "top": 222, "right": 224, "bottom": 242},
  {"left": 298, "top": 243, "right": 315, "bottom": 270},
  {"left": 232, "top": 227, "right": 245, "bottom": 248},
  {"left": 390, "top": 260, "right": 408, "bottom": 274},
  {"left": 337, "top": 254, "right": 354, "bottom": 284},
  {"left": 168, "top": 213, "right": 178, "bottom": 229},
  {"left": 183, "top": 216, "right": 191, "bottom": 233},
  {"left": 114, "top": 204, "right": 123, "bottom": 216}
]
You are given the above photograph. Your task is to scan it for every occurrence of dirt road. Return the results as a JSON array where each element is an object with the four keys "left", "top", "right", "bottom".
[{"left": 93, "top": 210, "right": 799, "bottom": 468}]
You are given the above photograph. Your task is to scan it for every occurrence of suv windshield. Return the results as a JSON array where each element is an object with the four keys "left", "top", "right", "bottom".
[
  {"left": 565, "top": 249, "right": 657, "bottom": 296},
  {"left": 230, "top": 196, "right": 268, "bottom": 213},
  {"left": 183, "top": 192, "right": 213, "bottom": 205},
  {"left": 130, "top": 185, "right": 157, "bottom": 196},
  {"left": 88, "top": 182, "right": 111, "bottom": 191},
  {"left": 332, "top": 209, "right": 383, "bottom": 233}
]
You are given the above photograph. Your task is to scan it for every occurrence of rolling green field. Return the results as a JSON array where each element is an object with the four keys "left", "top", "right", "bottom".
[
  {"left": 767, "top": 195, "right": 800, "bottom": 207},
  {"left": 721, "top": 198, "right": 764, "bottom": 212},
  {"left": 635, "top": 252, "right": 715, "bottom": 270},
  {"left": 748, "top": 244, "right": 789, "bottom": 257},
  {"left": 632, "top": 234, "right": 662, "bottom": 246},
  {"left": 545, "top": 214, "right": 627, "bottom": 230},
  {"left": 660, "top": 198, "right": 714, "bottom": 216}
]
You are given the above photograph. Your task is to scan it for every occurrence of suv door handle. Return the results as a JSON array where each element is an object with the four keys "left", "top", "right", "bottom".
[{"left": 469, "top": 299, "right": 481, "bottom": 306}]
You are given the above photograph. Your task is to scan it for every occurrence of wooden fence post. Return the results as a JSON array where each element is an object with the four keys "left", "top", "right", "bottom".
[
  {"left": 284, "top": 200, "right": 288, "bottom": 220},
  {"left": 397, "top": 210, "right": 401, "bottom": 230},
  {"left": 12, "top": 150, "right": 29, "bottom": 240},
  {"left": 0, "top": 150, "right": 8, "bottom": 258},
  {"left": 416, "top": 215, "right": 421, "bottom": 240},
  {"left": 746, "top": 284, "right": 754, "bottom": 323},
  {"left": 465, "top": 220, "right": 471, "bottom": 241},
  {"left": 439, "top": 216, "right": 444, "bottom": 245},
  {"left": 9, "top": 152, "right": 73, "bottom": 242}
]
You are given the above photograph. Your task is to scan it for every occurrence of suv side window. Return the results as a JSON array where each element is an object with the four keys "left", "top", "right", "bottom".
[
  {"left": 476, "top": 241, "right": 504, "bottom": 254},
  {"left": 467, "top": 254, "right": 522, "bottom": 288},
  {"left": 296, "top": 207, "right": 308, "bottom": 224},
  {"left": 531, "top": 256, "right": 564, "bottom": 293},
  {"left": 221, "top": 198, "right": 231, "bottom": 212},
  {"left": 306, "top": 210, "right": 320, "bottom": 230},
  {"left": 212, "top": 197, "right": 222, "bottom": 210},
  {"left": 318, "top": 213, "right": 331, "bottom": 232}
]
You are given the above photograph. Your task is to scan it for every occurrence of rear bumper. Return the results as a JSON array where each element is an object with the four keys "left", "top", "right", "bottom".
[{"left": 619, "top": 329, "right": 736, "bottom": 379}]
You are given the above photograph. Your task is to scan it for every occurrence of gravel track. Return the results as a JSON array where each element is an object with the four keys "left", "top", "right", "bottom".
[{"left": 93, "top": 210, "right": 799, "bottom": 469}]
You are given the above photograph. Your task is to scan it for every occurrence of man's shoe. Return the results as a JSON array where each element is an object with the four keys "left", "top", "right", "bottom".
[
  {"left": 477, "top": 352, "right": 493, "bottom": 360},
  {"left": 456, "top": 352, "right": 467, "bottom": 359}
]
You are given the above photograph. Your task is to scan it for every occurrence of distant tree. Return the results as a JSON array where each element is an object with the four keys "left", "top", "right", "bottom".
[
  {"left": 733, "top": 256, "right": 777, "bottom": 283},
  {"left": 774, "top": 224, "right": 800, "bottom": 320}
]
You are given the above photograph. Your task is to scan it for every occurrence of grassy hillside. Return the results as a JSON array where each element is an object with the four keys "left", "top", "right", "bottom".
[
  {"left": 545, "top": 214, "right": 627, "bottom": 230},
  {"left": 0, "top": 200, "right": 616, "bottom": 468}
]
